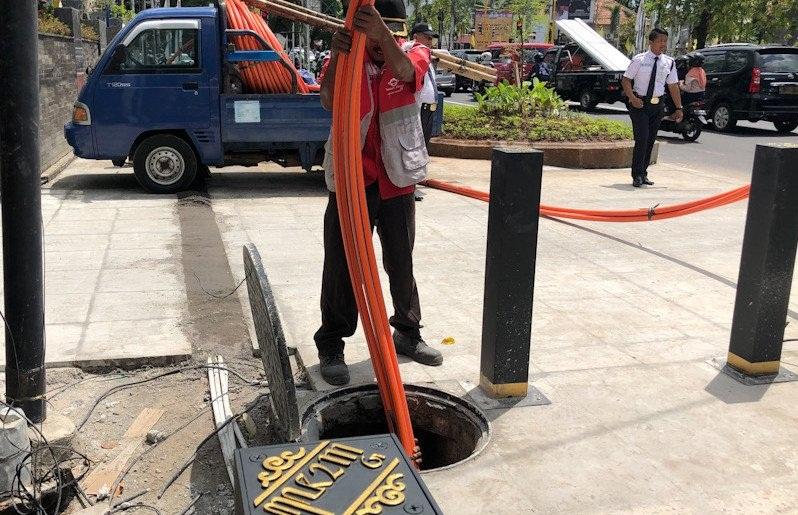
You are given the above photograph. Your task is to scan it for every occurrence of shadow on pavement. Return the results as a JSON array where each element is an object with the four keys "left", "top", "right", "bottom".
[
  {"left": 704, "top": 371, "right": 769, "bottom": 404},
  {"left": 48, "top": 168, "right": 329, "bottom": 200}
]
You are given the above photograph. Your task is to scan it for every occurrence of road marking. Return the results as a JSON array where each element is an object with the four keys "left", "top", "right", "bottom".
[{"left": 445, "top": 100, "right": 476, "bottom": 107}]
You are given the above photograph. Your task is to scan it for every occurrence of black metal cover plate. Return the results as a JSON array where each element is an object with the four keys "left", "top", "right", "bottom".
[
  {"left": 233, "top": 434, "right": 442, "bottom": 515},
  {"left": 244, "top": 243, "right": 300, "bottom": 442}
]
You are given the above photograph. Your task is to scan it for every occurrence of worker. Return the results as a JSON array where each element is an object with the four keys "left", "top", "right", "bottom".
[
  {"left": 622, "top": 28, "right": 682, "bottom": 188},
  {"left": 409, "top": 22, "right": 439, "bottom": 146},
  {"left": 315, "top": 0, "right": 444, "bottom": 385}
]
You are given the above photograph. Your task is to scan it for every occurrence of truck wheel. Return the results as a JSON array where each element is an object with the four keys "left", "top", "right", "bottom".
[
  {"left": 710, "top": 103, "right": 736, "bottom": 132},
  {"left": 133, "top": 134, "right": 198, "bottom": 194},
  {"left": 579, "top": 90, "right": 598, "bottom": 110},
  {"left": 774, "top": 120, "right": 798, "bottom": 134}
]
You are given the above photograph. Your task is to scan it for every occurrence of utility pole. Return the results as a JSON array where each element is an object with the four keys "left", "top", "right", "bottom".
[{"left": 0, "top": 0, "right": 47, "bottom": 422}]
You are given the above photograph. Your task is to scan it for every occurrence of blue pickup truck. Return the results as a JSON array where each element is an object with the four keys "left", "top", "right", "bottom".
[{"left": 64, "top": 2, "right": 331, "bottom": 193}]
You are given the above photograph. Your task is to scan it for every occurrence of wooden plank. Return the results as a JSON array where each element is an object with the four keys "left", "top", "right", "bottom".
[
  {"left": 208, "top": 356, "right": 238, "bottom": 486},
  {"left": 82, "top": 408, "right": 165, "bottom": 496}
]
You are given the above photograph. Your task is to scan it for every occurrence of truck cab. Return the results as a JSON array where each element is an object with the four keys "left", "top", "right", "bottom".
[{"left": 65, "top": 2, "right": 331, "bottom": 193}]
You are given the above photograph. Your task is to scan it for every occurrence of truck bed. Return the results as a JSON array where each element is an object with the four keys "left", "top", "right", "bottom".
[{"left": 221, "top": 93, "right": 331, "bottom": 151}]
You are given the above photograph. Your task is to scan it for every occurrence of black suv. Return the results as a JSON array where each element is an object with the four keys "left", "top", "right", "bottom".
[{"left": 697, "top": 44, "right": 798, "bottom": 133}]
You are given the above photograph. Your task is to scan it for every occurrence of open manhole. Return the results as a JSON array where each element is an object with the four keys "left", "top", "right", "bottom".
[{"left": 301, "top": 383, "right": 491, "bottom": 472}]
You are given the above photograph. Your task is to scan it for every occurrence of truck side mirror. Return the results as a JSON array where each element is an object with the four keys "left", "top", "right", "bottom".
[{"left": 106, "top": 44, "right": 127, "bottom": 73}]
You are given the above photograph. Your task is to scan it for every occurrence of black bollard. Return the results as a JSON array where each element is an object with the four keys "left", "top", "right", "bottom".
[
  {"left": 727, "top": 143, "right": 798, "bottom": 377},
  {"left": 0, "top": 1, "right": 47, "bottom": 421},
  {"left": 480, "top": 148, "right": 543, "bottom": 398}
]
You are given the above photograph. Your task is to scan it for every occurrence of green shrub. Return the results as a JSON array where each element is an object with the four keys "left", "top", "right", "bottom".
[
  {"left": 81, "top": 24, "right": 99, "bottom": 41},
  {"left": 443, "top": 103, "right": 633, "bottom": 142},
  {"left": 38, "top": 12, "right": 71, "bottom": 37},
  {"left": 475, "top": 80, "right": 567, "bottom": 118}
]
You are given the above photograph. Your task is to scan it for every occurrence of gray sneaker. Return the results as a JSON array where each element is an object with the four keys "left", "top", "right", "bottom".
[
  {"left": 319, "top": 354, "right": 350, "bottom": 385},
  {"left": 393, "top": 330, "right": 443, "bottom": 366}
]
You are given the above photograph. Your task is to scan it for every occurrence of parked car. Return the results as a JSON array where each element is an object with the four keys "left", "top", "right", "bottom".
[
  {"left": 450, "top": 49, "right": 486, "bottom": 92},
  {"left": 696, "top": 44, "right": 798, "bottom": 133}
]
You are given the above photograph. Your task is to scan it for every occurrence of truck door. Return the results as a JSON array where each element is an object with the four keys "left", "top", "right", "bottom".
[{"left": 94, "top": 19, "right": 210, "bottom": 159}]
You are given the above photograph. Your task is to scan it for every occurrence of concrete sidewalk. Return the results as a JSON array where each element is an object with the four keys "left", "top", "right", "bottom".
[{"left": 211, "top": 157, "right": 798, "bottom": 513}]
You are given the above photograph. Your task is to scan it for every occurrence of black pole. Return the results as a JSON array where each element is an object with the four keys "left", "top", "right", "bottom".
[
  {"left": 0, "top": 1, "right": 47, "bottom": 422},
  {"left": 480, "top": 148, "right": 543, "bottom": 398},
  {"left": 727, "top": 143, "right": 798, "bottom": 377}
]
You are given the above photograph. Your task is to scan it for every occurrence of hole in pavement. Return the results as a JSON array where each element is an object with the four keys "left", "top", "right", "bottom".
[{"left": 301, "top": 383, "right": 490, "bottom": 471}]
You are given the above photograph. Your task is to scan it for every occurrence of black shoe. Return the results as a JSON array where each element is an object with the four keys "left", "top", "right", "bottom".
[
  {"left": 319, "top": 354, "right": 350, "bottom": 385},
  {"left": 393, "top": 330, "right": 443, "bottom": 366},
  {"left": 641, "top": 177, "right": 654, "bottom": 185},
  {"left": 632, "top": 177, "right": 643, "bottom": 187}
]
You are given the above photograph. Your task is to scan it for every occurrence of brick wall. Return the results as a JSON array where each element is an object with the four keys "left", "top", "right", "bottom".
[{"left": 38, "top": 34, "right": 100, "bottom": 172}]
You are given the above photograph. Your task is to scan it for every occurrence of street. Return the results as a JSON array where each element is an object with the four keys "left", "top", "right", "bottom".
[{"left": 447, "top": 92, "right": 798, "bottom": 181}]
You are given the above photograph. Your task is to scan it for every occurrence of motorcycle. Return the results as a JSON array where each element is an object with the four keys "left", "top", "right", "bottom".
[{"left": 659, "top": 100, "right": 707, "bottom": 142}]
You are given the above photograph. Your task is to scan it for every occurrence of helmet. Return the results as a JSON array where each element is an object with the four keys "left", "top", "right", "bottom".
[
  {"left": 534, "top": 53, "right": 544, "bottom": 62},
  {"left": 688, "top": 52, "right": 705, "bottom": 68}
]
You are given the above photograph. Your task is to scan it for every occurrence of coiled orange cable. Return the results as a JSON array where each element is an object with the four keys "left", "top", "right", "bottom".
[
  {"left": 422, "top": 179, "right": 750, "bottom": 222},
  {"left": 227, "top": 0, "right": 310, "bottom": 94},
  {"left": 332, "top": 0, "right": 416, "bottom": 457}
]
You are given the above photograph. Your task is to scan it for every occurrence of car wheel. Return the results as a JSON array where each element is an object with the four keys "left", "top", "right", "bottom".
[
  {"left": 681, "top": 119, "right": 702, "bottom": 142},
  {"left": 133, "top": 134, "right": 198, "bottom": 194},
  {"left": 579, "top": 89, "right": 599, "bottom": 110},
  {"left": 710, "top": 104, "right": 736, "bottom": 132},
  {"left": 774, "top": 120, "right": 798, "bottom": 134}
]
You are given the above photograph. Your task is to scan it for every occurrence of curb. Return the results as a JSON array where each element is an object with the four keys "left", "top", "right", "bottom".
[
  {"left": 428, "top": 138, "right": 658, "bottom": 169},
  {"left": 40, "top": 152, "right": 75, "bottom": 185}
]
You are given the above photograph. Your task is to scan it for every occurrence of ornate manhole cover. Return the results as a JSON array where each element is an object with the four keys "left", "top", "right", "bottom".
[{"left": 243, "top": 243, "right": 300, "bottom": 442}]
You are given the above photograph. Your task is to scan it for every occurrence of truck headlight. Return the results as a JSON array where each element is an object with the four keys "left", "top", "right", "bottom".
[{"left": 72, "top": 102, "right": 91, "bottom": 125}]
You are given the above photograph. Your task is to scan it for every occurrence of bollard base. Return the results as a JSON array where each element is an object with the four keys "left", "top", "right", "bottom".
[
  {"left": 478, "top": 374, "right": 529, "bottom": 399},
  {"left": 466, "top": 379, "right": 551, "bottom": 410},
  {"left": 726, "top": 352, "right": 780, "bottom": 376},
  {"left": 708, "top": 357, "right": 798, "bottom": 385}
]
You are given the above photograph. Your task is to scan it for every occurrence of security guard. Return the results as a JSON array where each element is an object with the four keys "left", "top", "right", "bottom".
[
  {"left": 622, "top": 28, "right": 682, "bottom": 187},
  {"left": 410, "top": 22, "right": 439, "bottom": 145}
]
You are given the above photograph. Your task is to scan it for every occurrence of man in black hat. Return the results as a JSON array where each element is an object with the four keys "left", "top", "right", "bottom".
[
  {"left": 315, "top": 0, "right": 443, "bottom": 386},
  {"left": 410, "top": 22, "right": 439, "bottom": 145}
]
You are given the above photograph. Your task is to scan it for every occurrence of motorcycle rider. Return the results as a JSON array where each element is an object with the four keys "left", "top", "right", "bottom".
[{"left": 679, "top": 52, "right": 706, "bottom": 104}]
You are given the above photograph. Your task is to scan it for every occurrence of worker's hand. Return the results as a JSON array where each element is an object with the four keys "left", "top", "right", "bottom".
[
  {"left": 629, "top": 96, "right": 644, "bottom": 109},
  {"left": 674, "top": 109, "right": 684, "bottom": 123},
  {"left": 411, "top": 438, "right": 423, "bottom": 468},
  {"left": 331, "top": 29, "right": 352, "bottom": 55},
  {"left": 353, "top": 5, "right": 391, "bottom": 42}
]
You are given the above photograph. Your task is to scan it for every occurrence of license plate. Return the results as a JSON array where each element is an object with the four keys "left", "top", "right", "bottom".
[{"left": 780, "top": 84, "right": 798, "bottom": 95}]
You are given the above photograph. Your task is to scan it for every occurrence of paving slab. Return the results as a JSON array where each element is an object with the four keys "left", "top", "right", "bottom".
[
  {"left": 210, "top": 156, "right": 798, "bottom": 513},
  {"left": 0, "top": 159, "right": 191, "bottom": 370}
]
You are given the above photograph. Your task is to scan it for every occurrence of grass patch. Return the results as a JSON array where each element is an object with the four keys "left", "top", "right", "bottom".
[{"left": 443, "top": 103, "right": 633, "bottom": 142}]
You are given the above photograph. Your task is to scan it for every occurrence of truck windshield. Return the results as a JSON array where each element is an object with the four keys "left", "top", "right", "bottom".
[
  {"left": 124, "top": 28, "right": 199, "bottom": 70},
  {"left": 758, "top": 51, "right": 798, "bottom": 73}
]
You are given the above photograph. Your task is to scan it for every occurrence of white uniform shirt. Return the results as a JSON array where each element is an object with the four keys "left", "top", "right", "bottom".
[
  {"left": 624, "top": 50, "right": 678, "bottom": 97},
  {"left": 419, "top": 60, "right": 438, "bottom": 104}
]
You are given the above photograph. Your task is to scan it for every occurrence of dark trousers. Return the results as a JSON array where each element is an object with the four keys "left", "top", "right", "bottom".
[
  {"left": 628, "top": 103, "right": 664, "bottom": 179},
  {"left": 314, "top": 183, "right": 421, "bottom": 357},
  {"left": 421, "top": 104, "right": 435, "bottom": 145}
]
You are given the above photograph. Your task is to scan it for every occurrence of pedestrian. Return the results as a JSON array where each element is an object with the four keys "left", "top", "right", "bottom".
[
  {"left": 315, "top": 0, "right": 444, "bottom": 386},
  {"left": 622, "top": 28, "right": 683, "bottom": 187},
  {"left": 409, "top": 22, "right": 439, "bottom": 146}
]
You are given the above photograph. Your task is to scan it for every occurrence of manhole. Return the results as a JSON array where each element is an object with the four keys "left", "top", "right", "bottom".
[{"left": 301, "top": 384, "right": 491, "bottom": 472}]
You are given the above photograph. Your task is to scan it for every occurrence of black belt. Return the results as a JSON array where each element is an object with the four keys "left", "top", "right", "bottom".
[{"left": 421, "top": 103, "right": 437, "bottom": 112}]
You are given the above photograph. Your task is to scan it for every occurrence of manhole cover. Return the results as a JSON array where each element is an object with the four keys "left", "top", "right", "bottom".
[{"left": 243, "top": 243, "right": 300, "bottom": 442}]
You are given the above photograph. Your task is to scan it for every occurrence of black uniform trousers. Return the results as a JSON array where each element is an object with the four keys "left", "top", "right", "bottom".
[
  {"left": 314, "top": 183, "right": 421, "bottom": 357},
  {"left": 628, "top": 101, "right": 664, "bottom": 180},
  {"left": 420, "top": 104, "right": 435, "bottom": 145}
]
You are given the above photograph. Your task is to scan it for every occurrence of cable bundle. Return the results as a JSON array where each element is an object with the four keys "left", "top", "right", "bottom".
[
  {"left": 226, "top": 0, "right": 313, "bottom": 93},
  {"left": 331, "top": 1, "right": 416, "bottom": 456},
  {"left": 422, "top": 179, "right": 751, "bottom": 222}
]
